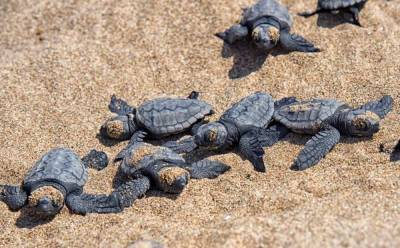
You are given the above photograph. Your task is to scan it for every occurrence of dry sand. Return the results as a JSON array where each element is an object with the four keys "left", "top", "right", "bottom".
[{"left": 0, "top": 0, "right": 399, "bottom": 247}]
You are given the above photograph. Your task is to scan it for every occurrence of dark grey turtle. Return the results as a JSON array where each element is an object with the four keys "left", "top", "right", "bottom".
[
  {"left": 115, "top": 131, "right": 230, "bottom": 194},
  {"left": 164, "top": 92, "right": 294, "bottom": 172},
  {"left": 274, "top": 95, "right": 393, "bottom": 170},
  {"left": 216, "top": 0, "right": 320, "bottom": 53},
  {"left": 299, "top": 0, "right": 368, "bottom": 26},
  {"left": 0, "top": 148, "right": 148, "bottom": 217},
  {"left": 100, "top": 92, "right": 214, "bottom": 144}
]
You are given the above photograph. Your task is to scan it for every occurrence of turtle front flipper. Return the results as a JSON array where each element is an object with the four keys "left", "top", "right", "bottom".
[
  {"left": 215, "top": 24, "right": 249, "bottom": 44},
  {"left": 355, "top": 95, "right": 393, "bottom": 119},
  {"left": 112, "top": 177, "right": 150, "bottom": 209},
  {"left": 115, "top": 131, "right": 148, "bottom": 161},
  {"left": 186, "top": 160, "right": 230, "bottom": 179},
  {"left": 238, "top": 129, "right": 267, "bottom": 172},
  {"left": 279, "top": 31, "right": 320, "bottom": 53},
  {"left": 163, "top": 137, "right": 199, "bottom": 154},
  {"left": 0, "top": 185, "right": 27, "bottom": 211},
  {"left": 82, "top": 149, "right": 109, "bottom": 171},
  {"left": 66, "top": 192, "right": 119, "bottom": 215},
  {"left": 188, "top": 91, "right": 200, "bottom": 100},
  {"left": 292, "top": 125, "right": 340, "bottom": 171},
  {"left": 108, "top": 94, "right": 135, "bottom": 115}
]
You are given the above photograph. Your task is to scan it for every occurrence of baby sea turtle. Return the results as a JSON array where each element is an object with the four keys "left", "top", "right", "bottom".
[
  {"left": 216, "top": 0, "right": 320, "bottom": 53},
  {"left": 0, "top": 148, "right": 148, "bottom": 217},
  {"left": 164, "top": 92, "right": 295, "bottom": 172},
  {"left": 274, "top": 95, "right": 393, "bottom": 170},
  {"left": 299, "top": 0, "right": 368, "bottom": 26},
  {"left": 115, "top": 131, "right": 230, "bottom": 194},
  {"left": 100, "top": 92, "right": 213, "bottom": 143}
]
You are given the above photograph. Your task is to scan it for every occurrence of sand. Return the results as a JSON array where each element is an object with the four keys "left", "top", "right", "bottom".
[{"left": 0, "top": 0, "right": 399, "bottom": 247}]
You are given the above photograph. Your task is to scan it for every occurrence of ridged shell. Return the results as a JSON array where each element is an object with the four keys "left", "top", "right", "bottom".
[
  {"left": 221, "top": 92, "right": 274, "bottom": 131},
  {"left": 241, "top": 0, "right": 293, "bottom": 30},
  {"left": 274, "top": 99, "right": 345, "bottom": 134},
  {"left": 319, "top": 0, "right": 366, "bottom": 10},
  {"left": 23, "top": 148, "right": 88, "bottom": 194},
  {"left": 136, "top": 98, "right": 213, "bottom": 136}
]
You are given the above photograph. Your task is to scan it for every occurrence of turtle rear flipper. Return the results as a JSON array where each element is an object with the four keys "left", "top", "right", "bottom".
[
  {"left": 298, "top": 6, "right": 324, "bottom": 17},
  {"left": 0, "top": 185, "right": 27, "bottom": 211},
  {"left": 187, "top": 160, "right": 230, "bottom": 179},
  {"left": 238, "top": 129, "right": 267, "bottom": 172},
  {"left": 355, "top": 95, "right": 393, "bottom": 119},
  {"left": 215, "top": 24, "right": 249, "bottom": 44},
  {"left": 108, "top": 95, "right": 135, "bottom": 116},
  {"left": 258, "top": 124, "right": 290, "bottom": 147},
  {"left": 292, "top": 125, "right": 340, "bottom": 171},
  {"left": 280, "top": 32, "right": 320, "bottom": 53},
  {"left": 163, "top": 137, "right": 198, "bottom": 154}
]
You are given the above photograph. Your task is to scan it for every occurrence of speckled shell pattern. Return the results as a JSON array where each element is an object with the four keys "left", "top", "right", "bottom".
[
  {"left": 121, "top": 143, "right": 186, "bottom": 176},
  {"left": 274, "top": 99, "right": 346, "bottom": 134},
  {"left": 241, "top": 0, "right": 293, "bottom": 30},
  {"left": 135, "top": 98, "right": 213, "bottom": 136},
  {"left": 23, "top": 148, "right": 88, "bottom": 194},
  {"left": 221, "top": 92, "right": 275, "bottom": 132},
  {"left": 319, "top": 0, "right": 366, "bottom": 10}
]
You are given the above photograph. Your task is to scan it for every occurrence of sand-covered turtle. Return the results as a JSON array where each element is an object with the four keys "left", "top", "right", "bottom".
[
  {"left": 273, "top": 95, "right": 393, "bottom": 170},
  {"left": 0, "top": 148, "right": 148, "bottom": 217},
  {"left": 115, "top": 131, "right": 230, "bottom": 194},
  {"left": 299, "top": 0, "right": 368, "bottom": 26},
  {"left": 216, "top": 0, "right": 320, "bottom": 53},
  {"left": 164, "top": 92, "right": 295, "bottom": 172},
  {"left": 100, "top": 92, "right": 213, "bottom": 143}
]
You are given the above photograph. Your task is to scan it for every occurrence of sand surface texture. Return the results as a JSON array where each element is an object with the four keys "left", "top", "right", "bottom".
[{"left": 0, "top": 0, "right": 399, "bottom": 247}]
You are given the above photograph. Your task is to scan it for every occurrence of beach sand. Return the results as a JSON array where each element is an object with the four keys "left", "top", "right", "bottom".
[{"left": 0, "top": 0, "right": 399, "bottom": 247}]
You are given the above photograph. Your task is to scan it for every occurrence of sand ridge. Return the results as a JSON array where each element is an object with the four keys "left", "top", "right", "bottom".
[{"left": 0, "top": 0, "right": 399, "bottom": 247}]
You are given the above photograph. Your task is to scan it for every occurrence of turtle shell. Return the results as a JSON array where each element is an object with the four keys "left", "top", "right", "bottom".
[
  {"left": 274, "top": 99, "right": 346, "bottom": 134},
  {"left": 121, "top": 143, "right": 186, "bottom": 176},
  {"left": 241, "top": 0, "right": 293, "bottom": 30},
  {"left": 23, "top": 148, "right": 88, "bottom": 195},
  {"left": 319, "top": 0, "right": 367, "bottom": 10},
  {"left": 136, "top": 98, "right": 213, "bottom": 136},
  {"left": 220, "top": 92, "right": 274, "bottom": 132}
]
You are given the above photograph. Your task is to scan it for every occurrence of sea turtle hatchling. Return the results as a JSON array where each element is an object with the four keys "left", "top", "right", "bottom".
[
  {"left": 216, "top": 0, "right": 320, "bottom": 53},
  {"left": 100, "top": 92, "right": 214, "bottom": 145},
  {"left": 273, "top": 95, "right": 393, "bottom": 170},
  {"left": 0, "top": 148, "right": 148, "bottom": 217},
  {"left": 115, "top": 131, "right": 230, "bottom": 194},
  {"left": 298, "top": 0, "right": 368, "bottom": 26},
  {"left": 164, "top": 92, "right": 295, "bottom": 172}
]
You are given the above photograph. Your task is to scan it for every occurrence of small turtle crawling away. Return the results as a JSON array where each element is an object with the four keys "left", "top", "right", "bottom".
[
  {"left": 216, "top": 0, "right": 320, "bottom": 53},
  {"left": 273, "top": 95, "right": 393, "bottom": 170},
  {"left": 298, "top": 0, "right": 368, "bottom": 26},
  {"left": 114, "top": 131, "right": 230, "bottom": 195}
]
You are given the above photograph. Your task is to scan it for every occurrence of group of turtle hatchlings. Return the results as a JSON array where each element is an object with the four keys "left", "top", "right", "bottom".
[{"left": 0, "top": 0, "right": 396, "bottom": 220}]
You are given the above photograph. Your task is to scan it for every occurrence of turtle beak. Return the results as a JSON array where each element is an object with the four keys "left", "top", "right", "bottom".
[{"left": 36, "top": 197, "right": 61, "bottom": 217}]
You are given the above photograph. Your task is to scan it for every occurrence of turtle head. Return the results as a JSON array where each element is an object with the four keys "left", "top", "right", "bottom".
[
  {"left": 28, "top": 186, "right": 65, "bottom": 217},
  {"left": 252, "top": 24, "right": 280, "bottom": 50},
  {"left": 194, "top": 122, "right": 228, "bottom": 150},
  {"left": 100, "top": 114, "right": 136, "bottom": 140},
  {"left": 157, "top": 166, "right": 190, "bottom": 194},
  {"left": 346, "top": 110, "right": 381, "bottom": 137}
]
